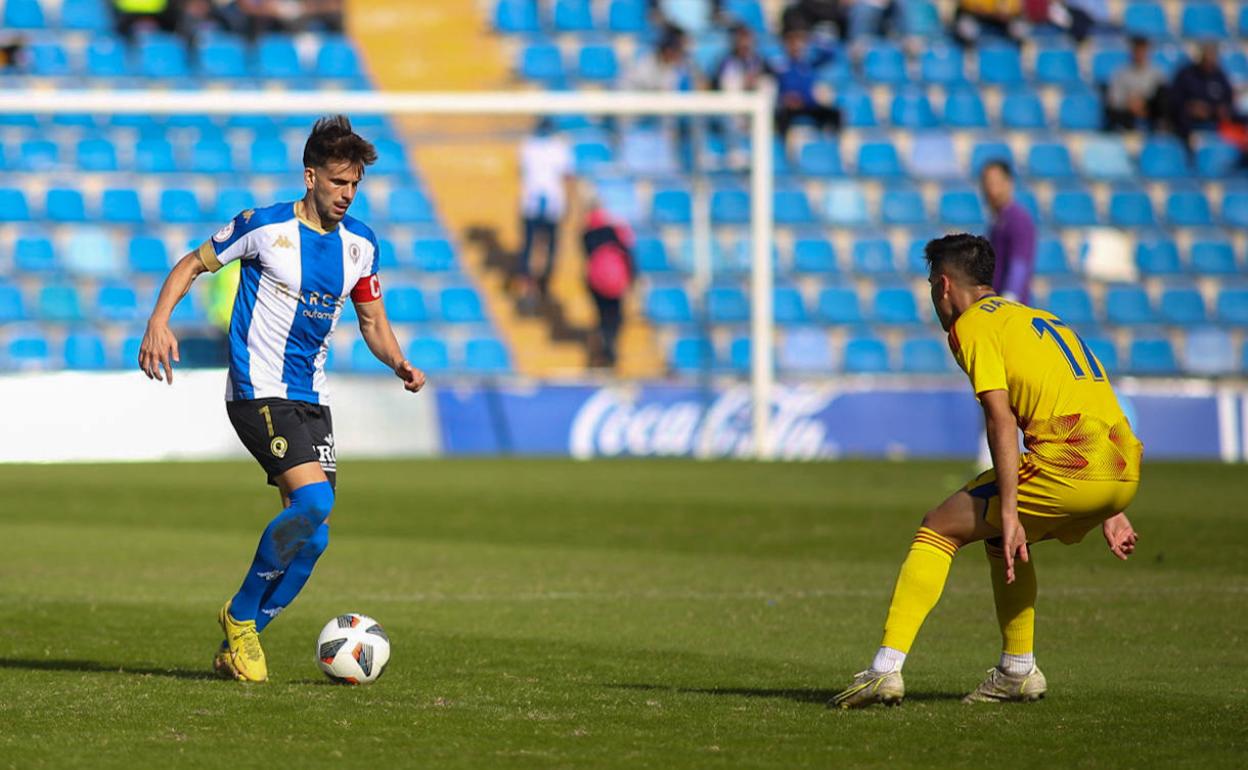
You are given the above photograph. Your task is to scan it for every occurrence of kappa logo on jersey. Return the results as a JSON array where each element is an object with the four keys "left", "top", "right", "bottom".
[
  {"left": 241, "top": 209, "right": 255, "bottom": 223},
  {"left": 213, "top": 220, "right": 235, "bottom": 242},
  {"left": 273, "top": 234, "right": 295, "bottom": 250}
]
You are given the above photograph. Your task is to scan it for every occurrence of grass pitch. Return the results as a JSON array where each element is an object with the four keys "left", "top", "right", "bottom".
[{"left": 0, "top": 459, "right": 1244, "bottom": 768}]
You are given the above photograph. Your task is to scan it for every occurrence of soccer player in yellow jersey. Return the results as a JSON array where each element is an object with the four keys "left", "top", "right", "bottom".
[{"left": 832, "top": 233, "right": 1144, "bottom": 708}]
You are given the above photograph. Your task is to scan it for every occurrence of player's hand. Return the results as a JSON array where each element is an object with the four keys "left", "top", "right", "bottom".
[
  {"left": 1001, "top": 513, "right": 1029, "bottom": 584},
  {"left": 1102, "top": 512, "right": 1138, "bottom": 561},
  {"left": 138, "top": 321, "right": 180, "bottom": 385},
  {"left": 395, "top": 359, "right": 425, "bottom": 393}
]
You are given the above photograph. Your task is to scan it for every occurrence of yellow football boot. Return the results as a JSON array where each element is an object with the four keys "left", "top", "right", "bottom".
[
  {"left": 218, "top": 602, "right": 268, "bottom": 682},
  {"left": 829, "top": 669, "right": 905, "bottom": 709},
  {"left": 212, "top": 640, "right": 236, "bottom": 679}
]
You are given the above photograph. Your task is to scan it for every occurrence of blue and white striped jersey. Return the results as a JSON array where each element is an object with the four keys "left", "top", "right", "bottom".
[{"left": 197, "top": 200, "right": 381, "bottom": 405}]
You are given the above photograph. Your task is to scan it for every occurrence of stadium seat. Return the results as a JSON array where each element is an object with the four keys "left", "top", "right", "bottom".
[
  {"left": 317, "top": 37, "right": 362, "bottom": 79},
  {"left": 1035, "top": 46, "right": 1081, "bottom": 86},
  {"left": 1128, "top": 337, "right": 1178, "bottom": 375},
  {"left": 102, "top": 188, "right": 143, "bottom": 223},
  {"left": 413, "top": 238, "right": 457, "bottom": 272},
  {"left": 1139, "top": 138, "right": 1188, "bottom": 179},
  {"left": 843, "top": 335, "right": 890, "bottom": 373},
  {"left": 383, "top": 286, "right": 428, "bottom": 323},
  {"left": 856, "top": 142, "right": 903, "bottom": 178},
  {"left": 668, "top": 336, "right": 714, "bottom": 373},
  {"left": 519, "top": 42, "right": 564, "bottom": 84},
  {"left": 0, "top": 282, "right": 25, "bottom": 322},
  {"left": 350, "top": 339, "right": 391, "bottom": 373},
  {"left": 797, "top": 140, "right": 843, "bottom": 176},
  {"left": 921, "top": 44, "right": 965, "bottom": 85},
  {"left": 651, "top": 187, "right": 691, "bottom": 225},
  {"left": 900, "top": 337, "right": 950, "bottom": 373},
  {"left": 1189, "top": 239, "right": 1237, "bottom": 275},
  {"left": 46, "top": 188, "right": 86, "bottom": 222},
  {"left": 1217, "top": 288, "right": 1248, "bottom": 325},
  {"left": 160, "top": 189, "right": 201, "bottom": 223},
  {"left": 707, "top": 286, "right": 749, "bottom": 324},
  {"left": 1108, "top": 189, "right": 1155, "bottom": 227},
  {"left": 710, "top": 188, "right": 749, "bottom": 224},
  {"left": 30, "top": 41, "right": 70, "bottom": 75},
  {"left": 96, "top": 283, "right": 140, "bottom": 321},
  {"left": 621, "top": 128, "right": 678, "bottom": 175},
  {"left": 1035, "top": 237, "right": 1069, "bottom": 275},
  {"left": 19, "top": 140, "right": 58, "bottom": 171},
  {"left": 3, "top": 0, "right": 45, "bottom": 28},
  {"left": 1123, "top": 2, "right": 1167, "bottom": 39},
  {"left": 578, "top": 44, "right": 618, "bottom": 82},
  {"left": 406, "top": 337, "right": 450, "bottom": 373},
  {"left": 138, "top": 36, "right": 190, "bottom": 78},
  {"left": 890, "top": 90, "right": 938, "bottom": 129},
  {"left": 943, "top": 87, "right": 988, "bottom": 128},
  {"left": 573, "top": 140, "right": 612, "bottom": 172},
  {"left": 6, "top": 332, "right": 52, "bottom": 371},
  {"left": 969, "top": 141, "right": 1013, "bottom": 175},
  {"left": 374, "top": 238, "right": 398, "bottom": 270},
  {"left": 257, "top": 36, "right": 303, "bottom": 78},
  {"left": 76, "top": 138, "right": 118, "bottom": 172},
  {"left": 1052, "top": 188, "right": 1098, "bottom": 227},
  {"left": 837, "top": 86, "right": 877, "bottom": 128},
  {"left": 369, "top": 139, "right": 409, "bottom": 175},
  {"left": 939, "top": 188, "right": 985, "bottom": 226},
  {"left": 1159, "top": 287, "right": 1206, "bottom": 325},
  {"left": 1135, "top": 236, "right": 1181, "bottom": 275},
  {"left": 778, "top": 327, "right": 832, "bottom": 373},
  {"left": 66, "top": 230, "right": 117, "bottom": 276},
  {"left": 136, "top": 138, "right": 177, "bottom": 173},
  {"left": 773, "top": 286, "right": 808, "bottom": 325},
  {"left": 1223, "top": 192, "right": 1248, "bottom": 228},
  {"left": 817, "top": 286, "right": 862, "bottom": 324},
  {"left": 0, "top": 189, "right": 30, "bottom": 222},
  {"left": 1184, "top": 328, "right": 1235, "bottom": 376},
  {"left": 1166, "top": 190, "right": 1213, "bottom": 227},
  {"left": 1195, "top": 140, "right": 1240, "bottom": 178},
  {"left": 1001, "top": 90, "right": 1046, "bottom": 130},
  {"left": 1105, "top": 285, "right": 1154, "bottom": 325},
  {"left": 865, "top": 42, "right": 908, "bottom": 85},
  {"left": 388, "top": 187, "right": 435, "bottom": 223},
  {"left": 873, "top": 287, "right": 920, "bottom": 324},
  {"left": 1027, "top": 143, "right": 1074, "bottom": 179},
  {"left": 1181, "top": 3, "right": 1227, "bottom": 39},
  {"left": 64, "top": 332, "right": 107, "bottom": 370},
  {"left": 1083, "top": 335, "right": 1118, "bottom": 374},
  {"left": 1058, "top": 90, "right": 1101, "bottom": 131},
  {"left": 241, "top": 136, "right": 285, "bottom": 175},
  {"left": 1080, "top": 135, "right": 1132, "bottom": 180},
  {"left": 463, "top": 338, "right": 511, "bottom": 374},
  {"left": 191, "top": 139, "right": 234, "bottom": 174},
  {"left": 438, "top": 287, "right": 483, "bottom": 324},
  {"left": 908, "top": 132, "right": 960, "bottom": 180},
  {"left": 14, "top": 234, "right": 56, "bottom": 273},
  {"left": 634, "top": 237, "right": 670, "bottom": 272},
  {"left": 607, "top": 0, "right": 647, "bottom": 33},
  {"left": 793, "top": 238, "right": 837, "bottom": 273},
  {"left": 197, "top": 35, "right": 247, "bottom": 79},
  {"left": 978, "top": 45, "right": 1023, "bottom": 86},
  {"left": 38, "top": 284, "right": 83, "bottom": 322},
  {"left": 87, "top": 36, "right": 129, "bottom": 77},
  {"left": 1045, "top": 287, "right": 1094, "bottom": 325},
  {"left": 881, "top": 186, "right": 926, "bottom": 225},
  {"left": 774, "top": 188, "right": 814, "bottom": 225},
  {"left": 554, "top": 0, "right": 594, "bottom": 31},
  {"left": 823, "top": 182, "right": 869, "bottom": 226},
  {"left": 852, "top": 238, "right": 895, "bottom": 274}
]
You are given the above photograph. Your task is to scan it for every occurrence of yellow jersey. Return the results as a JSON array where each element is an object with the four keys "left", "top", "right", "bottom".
[{"left": 949, "top": 295, "right": 1143, "bottom": 482}]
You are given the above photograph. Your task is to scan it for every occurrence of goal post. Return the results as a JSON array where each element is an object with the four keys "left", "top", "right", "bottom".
[{"left": 0, "top": 89, "right": 777, "bottom": 459}]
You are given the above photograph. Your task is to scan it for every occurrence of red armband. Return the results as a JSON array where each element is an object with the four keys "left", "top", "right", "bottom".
[{"left": 351, "top": 274, "right": 381, "bottom": 303}]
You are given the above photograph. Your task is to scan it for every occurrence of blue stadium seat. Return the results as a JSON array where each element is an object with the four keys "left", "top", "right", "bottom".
[
  {"left": 793, "top": 238, "right": 837, "bottom": 274},
  {"left": 7, "top": 332, "right": 52, "bottom": 371},
  {"left": 856, "top": 141, "right": 903, "bottom": 178},
  {"left": 87, "top": 36, "right": 129, "bottom": 77},
  {"left": 519, "top": 42, "right": 564, "bottom": 84},
  {"left": 64, "top": 332, "right": 107, "bottom": 370},
  {"left": 939, "top": 188, "right": 985, "bottom": 226},
  {"left": 4, "top": 0, "right": 44, "bottom": 28},
  {"left": 778, "top": 327, "right": 832, "bottom": 373},
  {"left": 389, "top": 187, "right": 435, "bottom": 223},
  {"left": 881, "top": 186, "right": 926, "bottom": 225},
  {"left": 1195, "top": 140, "right": 1240, "bottom": 178},
  {"left": 578, "top": 44, "right": 618, "bottom": 82},
  {"left": 707, "top": 286, "right": 748, "bottom": 323},
  {"left": 970, "top": 141, "right": 1012, "bottom": 175},
  {"left": 669, "top": 336, "right": 714, "bottom": 373},
  {"left": 138, "top": 36, "right": 189, "bottom": 78},
  {"left": 1080, "top": 135, "right": 1132, "bottom": 180},
  {"left": 0, "top": 189, "right": 30, "bottom": 222},
  {"left": 818, "top": 286, "right": 863, "bottom": 324},
  {"left": 843, "top": 335, "right": 890, "bottom": 373},
  {"left": 607, "top": 0, "right": 647, "bottom": 33},
  {"left": 1166, "top": 190, "right": 1213, "bottom": 227},
  {"left": 1190, "top": 238, "right": 1237, "bottom": 275},
  {"left": 257, "top": 36, "right": 303, "bottom": 78},
  {"left": 724, "top": 0, "right": 766, "bottom": 33},
  {"left": 651, "top": 188, "right": 691, "bottom": 225},
  {"left": 383, "top": 286, "right": 428, "bottom": 323},
  {"left": 96, "top": 283, "right": 140, "bottom": 321},
  {"left": 19, "top": 140, "right": 58, "bottom": 171},
  {"left": 900, "top": 0, "right": 941, "bottom": 37},
  {"left": 1159, "top": 287, "right": 1206, "bottom": 325},
  {"left": 1058, "top": 90, "right": 1101, "bottom": 131},
  {"left": 774, "top": 188, "right": 813, "bottom": 225},
  {"left": 573, "top": 140, "right": 612, "bottom": 172},
  {"left": 374, "top": 238, "right": 398, "bottom": 270},
  {"left": 1108, "top": 189, "right": 1155, "bottom": 227},
  {"left": 413, "top": 238, "right": 457, "bottom": 272},
  {"left": 1052, "top": 188, "right": 1098, "bottom": 227},
  {"left": 136, "top": 138, "right": 177, "bottom": 173},
  {"left": 1139, "top": 138, "right": 1188, "bottom": 179},
  {"left": 39, "top": 284, "right": 83, "bottom": 322},
  {"left": 710, "top": 188, "right": 749, "bottom": 224},
  {"left": 1105, "top": 285, "right": 1154, "bottom": 325},
  {"left": 46, "top": 188, "right": 86, "bottom": 222},
  {"left": 439, "top": 287, "right": 484, "bottom": 324},
  {"left": 837, "top": 86, "right": 877, "bottom": 128},
  {"left": 773, "top": 286, "right": 808, "bottom": 325},
  {"left": 1241, "top": 5, "right": 1248, "bottom": 36},
  {"left": 999, "top": 90, "right": 1046, "bottom": 130},
  {"left": 797, "top": 140, "right": 843, "bottom": 176},
  {"left": 494, "top": 0, "right": 539, "bottom": 32},
  {"left": 1181, "top": 3, "right": 1227, "bottom": 39},
  {"left": 1045, "top": 287, "right": 1094, "bottom": 325},
  {"left": 127, "top": 236, "right": 168, "bottom": 274},
  {"left": 554, "top": 0, "right": 593, "bottom": 31},
  {"left": 66, "top": 230, "right": 117, "bottom": 276},
  {"left": 248, "top": 138, "right": 288, "bottom": 174},
  {"left": 865, "top": 42, "right": 908, "bottom": 85},
  {"left": 76, "top": 137, "right": 118, "bottom": 172},
  {"left": 1035, "top": 237, "right": 1069, "bottom": 275},
  {"left": 0, "top": 281, "right": 25, "bottom": 322},
  {"left": 944, "top": 86, "right": 988, "bottom": 128},
  {"left": 1129, "top": 337, "right": 1177, "bottom": 375},
  {"left": 823, "top": 181, "right": 869, "bottom": 226},
  {"left": 1218, "top": 288, "right": 1248, "bottom": 325},
  {"left": 921, "top": 44, "right": 965, "bottom": 85},
  {"left": 1224, "top": 192, "right": 1248, "bottom": 228},
  {"left": 1135, "top": 236, "right": 1181, "bottom": 275},
  {"left": 890, "top": 89, "right": 938, "bottom": 129},
  {"left": 1123, "top": 2, "right": 1167, "bottom": 39},
  {"left": 349, "top": 339, "right": 391, "bottom": 373},
  {"left": 1035, "top": 46, "right": 1081, "bottom": 86},
  {"left": 317, "top": 37, "right": 362, "bottom": 79},
  {"left": 978, "top": 45, "right": 1023, "bottom": 86},
  {"left": 197, "top": 35, "right": 247, "bottom": 79},
  {"left": 406, "top": 337, "right": 450, "bottom": 374},
  {"left": 900, "top": 337, "right": 950, "bottom": 373},
  {"left": 909, "top": 132, "right": 960, "bottom": 180},
  {"left": 102, "top": 188, "right": 143, "bottom": 223},
  {"left": 1091, "top": 47, "right": 1129, "bottom": 84},
  {"left": 191, "top": 139, "right": 234, "bottom": 174},
  {"left": 1184, "top": 328, "right": 1234, "bottom": 375},
  {"left": 167, "top": 289, "right": 204, "bottom": 325},
  {"left": 30, "top": 41, "right": 70, "bottom": 75},
  {"left": 874, "top": 287, "right": 920, "bottom": 324},
  {"left": 368, "top": 139, "right": 409, "bottom": 175},
  {"left": 852, "top": 237, "right": 895, "bottom": 275},
  {"left": 1028, "top": 142, "right": 1078, "bottom": 178},
  {"left": 634, "top": 237, "right": 670, "bottom": 273},
  {"left": 621, "top": 128, "right": 678, "bottom": 175},
  {"left": 160, "top": 189, "right": 202, "bottom": 223},
  {"left": 14, "top": 234, "right": 56, "bottom": 273}
]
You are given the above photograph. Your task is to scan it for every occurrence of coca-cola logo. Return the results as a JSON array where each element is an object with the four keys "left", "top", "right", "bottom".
[{"left": 569, "top": 385, "right": 838, "bottom": 460}]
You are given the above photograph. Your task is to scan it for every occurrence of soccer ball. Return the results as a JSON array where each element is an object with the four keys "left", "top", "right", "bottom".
[{"left": 316, "top": 613, "right": 390, "bottom": 684}]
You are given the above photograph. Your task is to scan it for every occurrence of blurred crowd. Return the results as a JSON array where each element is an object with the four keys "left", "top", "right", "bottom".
[{"left": 110, "top": 0, "right": 343, "bottom": 41}]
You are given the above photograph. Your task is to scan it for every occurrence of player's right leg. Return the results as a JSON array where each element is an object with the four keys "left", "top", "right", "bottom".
[{"left": 961, "top": 537, "right": 1046, "bottom": 703}]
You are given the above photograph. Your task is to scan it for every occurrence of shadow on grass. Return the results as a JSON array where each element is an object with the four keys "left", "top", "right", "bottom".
[
  {"left": 0, "top": 657, "right": 218, "bottom": 681},
  {"left": 605, "top": 683, "right": 965, "bottom": 705}
]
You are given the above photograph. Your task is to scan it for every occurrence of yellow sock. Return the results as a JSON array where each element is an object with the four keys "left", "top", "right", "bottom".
[
  {"left": 879, "top": 527, "right": 958, "bottom": 653},
  {"left": 986, "top": 540, "right": 1037, "bottom": 656}
]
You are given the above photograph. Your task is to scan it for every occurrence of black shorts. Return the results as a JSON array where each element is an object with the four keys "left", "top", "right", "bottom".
[{"left": 226, "top": 398, "right": 337, "bottom": 489}]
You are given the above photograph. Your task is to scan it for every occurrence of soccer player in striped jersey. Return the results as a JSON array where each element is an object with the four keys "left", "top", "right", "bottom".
[
  {"left": 832, "top": 234, "right": 1143, "bottom": 708},
  {"left": 138, "top": 116, "right": 425, "bottom": 682}
]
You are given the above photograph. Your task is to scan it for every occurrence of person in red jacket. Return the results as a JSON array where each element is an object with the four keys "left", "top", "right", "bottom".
[{"left": 582, "top": 205, "right": 635, "bottom": 369}]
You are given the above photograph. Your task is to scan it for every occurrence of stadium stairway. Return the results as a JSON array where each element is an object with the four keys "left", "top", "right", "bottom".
[{"left": 348, "top": 0, "right": 663, "bottom": 377}]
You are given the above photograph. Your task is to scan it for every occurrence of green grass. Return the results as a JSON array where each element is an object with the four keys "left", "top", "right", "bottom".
[{"left": 0, "top": 459, "right": 1244, "bottom": 768}]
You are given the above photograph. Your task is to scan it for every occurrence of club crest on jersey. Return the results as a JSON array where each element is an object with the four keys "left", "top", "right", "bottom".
[
  {"left": 213, "top": 221, "right": 235, "bottom": 242},
  {"left": 273, "top": 235, "right": 295, "bottom": 250},
  {"left": 270, "top": 436, "right": 288, "bottom": 458},
  {"left": 349, "top": 244, "right": 360, "bottom": 264}
]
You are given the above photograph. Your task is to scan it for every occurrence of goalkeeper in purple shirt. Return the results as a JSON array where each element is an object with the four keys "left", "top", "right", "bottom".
[{"left": 980, "top": 161, "right": 1036, "bottom": 304}]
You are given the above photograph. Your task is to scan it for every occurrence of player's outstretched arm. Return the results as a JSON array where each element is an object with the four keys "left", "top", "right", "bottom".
[
  {"left": 1102, "top": 512, "right": 1139, "bottom": 560},
  {"left": 981, "top": 389, "right": 1028, "bottom": 583},
  {"left": 139, "top": 252, "right": 208, "bottom": 384},
  {"left": 356, "top": 297, "right": 425, "bottom": 393}
]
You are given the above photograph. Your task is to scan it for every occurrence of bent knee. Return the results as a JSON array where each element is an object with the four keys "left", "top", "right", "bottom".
[{"left": 291, "top": 480, "right": 335, "bottom": 523}]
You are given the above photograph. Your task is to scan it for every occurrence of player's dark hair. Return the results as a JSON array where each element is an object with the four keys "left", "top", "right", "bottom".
[
  {"left": 303, "top": 115, "right": 377, "bottom": 171},
  {"left": 925, "top": 233, "right": 996, "bottom": 287},
  {"left": 981, "top": 159, "right": 1013, "bottom": 179}
]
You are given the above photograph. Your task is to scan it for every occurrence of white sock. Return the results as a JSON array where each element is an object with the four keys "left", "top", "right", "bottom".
[
  {"left": 999, "top": 652, "right": 1035, "bottom": 676},
  {"left": 871, "top": 646, "right": 906, "bottom": 674}
]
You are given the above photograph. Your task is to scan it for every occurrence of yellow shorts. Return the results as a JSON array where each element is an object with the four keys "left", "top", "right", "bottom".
[{"left": 964, "top": 458, "right": 1139, "bottom": 545}]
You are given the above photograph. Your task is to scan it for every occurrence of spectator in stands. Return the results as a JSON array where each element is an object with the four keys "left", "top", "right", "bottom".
[
  {"left": 111, "top": 0, "right": 181, "bottom": 40},
  {"left": 515, "top": 118, "right": 574, "bottom": 313},
  {"left": 0, "top": 34, "right": 26, "bottom": 72},
  {"left": 781, "top": 0, "right": 850, "bottom": 39},
  {"left": 981, "top": 161, "right": 1035, "bottom": 304},
  {"left": 581, "top": 203, "right": 635, "bottom": 369},
  {"left": 1169, "top": 42, "right": 1241, "bottom": 152},
  {"left": 952, "top": 0, "right": 1024, "bottom": 47},
  {"left": 767, "top": 26, "right": 842, "bottom": 147},
  {"left": 712, "top": 23, "right": 766, "bottom": 93},
  {"left": 1104, "top": 37, "right": 1167, "bottom": 132},
  {"left": 1024, "top": 0, "right": 1095, "bottom": 43},
  {"left": 626, "top": 25, "right": 695, "bottom": 92}
]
